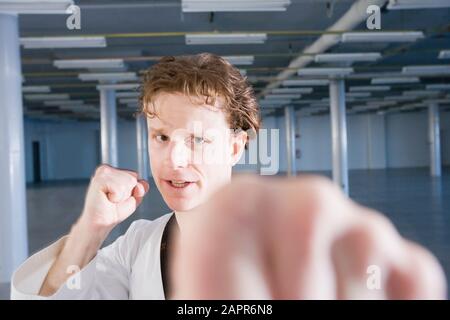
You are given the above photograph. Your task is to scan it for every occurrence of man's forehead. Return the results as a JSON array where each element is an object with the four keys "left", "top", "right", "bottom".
[
  {"left": 153, "top": 91, "right": 225, "bottom": 108},
  {"left": 146, "top": 112, "right": 228, "bottom": 134},
  {"left": 146, "top": 93, "right": 228, "bottom": 131}
]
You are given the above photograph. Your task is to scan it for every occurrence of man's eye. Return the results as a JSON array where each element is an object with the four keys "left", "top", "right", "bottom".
[
  {"left": 193, "top": 136, "right": 205, "bottom": 145},
  {"left": 155, "top": 134, "right": 169, "bottom": 143},
  {"left": 192, "top": 137, "right": 206, "bottom": 146}
]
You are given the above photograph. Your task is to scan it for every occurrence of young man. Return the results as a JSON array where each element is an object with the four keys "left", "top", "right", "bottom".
[{"left": 11, "top": 54, "right": 446, "bottom": 299}]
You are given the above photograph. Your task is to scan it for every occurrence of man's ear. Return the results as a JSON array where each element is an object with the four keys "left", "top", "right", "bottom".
[{"left": 230, "top": 130, "right": 248, "bottom": 166}]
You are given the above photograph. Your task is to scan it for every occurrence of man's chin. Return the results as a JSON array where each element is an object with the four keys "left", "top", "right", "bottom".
[{"left": 164, "top": 197, "right": 200, "bottom": 212}]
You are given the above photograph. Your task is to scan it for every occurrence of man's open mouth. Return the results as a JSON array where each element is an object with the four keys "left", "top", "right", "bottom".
[{"left": 167, "top": 180, "right": 193, "bottom": 188}]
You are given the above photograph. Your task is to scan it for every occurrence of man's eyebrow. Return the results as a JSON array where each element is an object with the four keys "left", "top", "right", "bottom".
[{"left": 148, "top": 127, "right": 166, "bottom": 134}]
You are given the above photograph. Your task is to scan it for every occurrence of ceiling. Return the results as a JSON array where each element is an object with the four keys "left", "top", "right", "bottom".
[{"left": 16, "top": 0, "right": 450, "bottom": 121}]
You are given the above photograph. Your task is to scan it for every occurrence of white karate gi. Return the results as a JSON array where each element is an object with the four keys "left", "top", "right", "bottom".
[{"left": 11, "top": 212, "right": 173, "bottom": 300}]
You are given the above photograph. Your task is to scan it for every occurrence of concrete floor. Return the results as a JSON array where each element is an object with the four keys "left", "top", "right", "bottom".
[{"left": 1, "top": 167, "right": 449, "bottom": 299}]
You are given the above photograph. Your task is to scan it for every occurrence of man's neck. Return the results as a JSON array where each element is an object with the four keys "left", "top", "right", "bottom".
[{"left": 174, "top": 210, "right": 190, "bottom": 234}]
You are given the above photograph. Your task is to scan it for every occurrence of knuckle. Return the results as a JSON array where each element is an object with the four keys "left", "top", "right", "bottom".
[
  {"left": 397, "top": 242, "right": 447, "bottom": 298},
  {"left": 127, "top": 173, "right": 138, "bottom": 185},
  {"left": 95, "top": 164, "right": 111, "bottom": 177},
  {"left": 361, "top": 209, "right": 398, "bottom": 240},
  {"left": 295, "top": 177, "right": 337, "bottom": 226},
  {"left": 300, "top": 176, "right": 341, "bottom": 213}
]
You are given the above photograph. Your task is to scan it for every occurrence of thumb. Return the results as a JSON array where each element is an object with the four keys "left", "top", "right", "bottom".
[{"left": 133, "top": 180, "right": 149, "bottom": 207}]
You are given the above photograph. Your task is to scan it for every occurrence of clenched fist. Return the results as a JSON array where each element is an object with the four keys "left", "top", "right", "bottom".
[
  {"left": 80, "top": 164, "right": 150, "bottom": 233},
  {"left": 173, "top": 175, "right": 447, "bottom": 300},
  {"left": 39, "top": 164, "right": 150, "bottom": 296}
]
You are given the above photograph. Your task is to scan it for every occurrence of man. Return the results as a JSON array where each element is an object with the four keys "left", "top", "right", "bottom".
[{"left": 11, "top": 53, "right": 446, "bottom": 299}]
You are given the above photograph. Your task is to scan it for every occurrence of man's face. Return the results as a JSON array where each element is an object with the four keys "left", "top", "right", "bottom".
[{"left": 147, "top": 92, "right": 246, "bottom": 212}]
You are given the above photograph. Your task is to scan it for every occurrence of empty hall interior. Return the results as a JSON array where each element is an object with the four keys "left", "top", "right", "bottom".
[{"left": 0, "top": 0, "right": 450, "bottom": 299}]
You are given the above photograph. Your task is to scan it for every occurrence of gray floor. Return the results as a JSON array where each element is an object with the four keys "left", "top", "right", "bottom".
[{"left": 1, "top": 167, "right": 449, "bottom": 299}]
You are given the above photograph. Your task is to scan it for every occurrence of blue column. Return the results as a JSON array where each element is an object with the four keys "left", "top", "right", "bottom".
[
  {"left": 329, "top": 78, "right": 349, "bottom": 195},
  {"left": 136, "top": 114, "right": 149, "bottom": 180},
  {"left": 284, "top": 105, "right": 297, "bottom": 176},
  {"left": 0, "top": 13, "right": 29, "bottom": 282},
  {"left": 428, "top": 103, "right": 441, "bottom": 177},
  {"left": 100, "top": 89, "right": 118, "bottom": 167}
]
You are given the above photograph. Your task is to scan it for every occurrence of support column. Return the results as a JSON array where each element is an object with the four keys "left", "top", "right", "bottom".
[
  {"left": 284, "top": 105, "right": 297, "bottom": 176},
  {"left": 136, "top": 114, "right": 149, "bottom": 180},
  {"left": 99, "top": 89, "right": 118, "bottom": 167},
  {"left": 329, "top": 78, "right": 349, "bottom": 195},
  {"left": 0, "top": 13, "right": 29, "bottom": 282},
  {"left": 428, "top": 103, "right": 441, "bottom": 177}
]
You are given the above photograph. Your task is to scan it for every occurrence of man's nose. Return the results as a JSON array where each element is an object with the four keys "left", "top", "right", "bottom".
[{"left": 167, "top": 140, "right": 190, "bottom": 168}]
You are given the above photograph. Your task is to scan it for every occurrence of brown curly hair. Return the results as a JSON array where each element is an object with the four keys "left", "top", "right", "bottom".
[{"left": 139, "top": 53, "right": 260, "bottom": 145}]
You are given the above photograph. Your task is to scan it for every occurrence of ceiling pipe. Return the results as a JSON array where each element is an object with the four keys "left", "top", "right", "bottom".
[{"left": 259, "top": 0, "right": 389, "bottom": 97}]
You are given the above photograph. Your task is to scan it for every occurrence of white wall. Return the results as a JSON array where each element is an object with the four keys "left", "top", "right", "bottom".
[
  {"left": 386, "top": 112, "right": 428, "bottom": 168},
  {"left": 24, "top": 119, "right": 140, "bottom": 182},
  {"left": 24, "top": 110, "right": 450, "bottom": 182},
  {"left": 261, "top": 112, "right": 388, "bottom": 173},
  {"left": 262, "top": 110, "right": 449, "bottom": 174},
  {"left": 25, "top": 120, "right": 100, "bottom": 182}
]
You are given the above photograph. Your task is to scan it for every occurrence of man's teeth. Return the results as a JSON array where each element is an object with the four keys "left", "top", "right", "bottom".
[{"left": 170, "top": 180, "right": 189, "bottom": 187}]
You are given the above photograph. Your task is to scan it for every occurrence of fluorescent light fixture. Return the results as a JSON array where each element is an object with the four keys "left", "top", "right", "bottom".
[
  {"left": 294, "top": 99, "right": 324, "bottom": 104},
  {"left": 22, "top": 85, "right": 51, "bottom": 93},
  {"left": 247, "top": 76, "right": 275, "bottom": 83},
  {"left": 385, "top": 95, "right": 417, "bottom": 101},
  {"left": 349, "top": 85, "right": 391, "bottom": 92},
  {"left": 25, "top": 93, "right": 69, "bottom": 100},
  {"left": 21, "top": 36, "right": 107, "bottom": 49},
  {"left": 309, "top": 102, "right": 330, "bottom": 107},
  {"left": 366, "top": 101, "right": 397, "bottom": 107},
  {"left": 314, "top": 52, "right": 381, "bottom": 63},
  {"left": 79, "top": 72, "right": 138, "bottom": 82},
  {"left": 426, "top": 84, "right": 450, "bottom": 90},
  {"left": 182, "top": 0, "right": 291, "bottom": 12},
  {"left": 0, "top": 0, "right": 73, "bottom": 14},
  {"left": 298, "top": 67, "right": 353, "bottom": 77},
  {"left": 97, "top": 83, "right": 140, "bottom": 91},
  {"left": 185, "top": 33, "right": 267, "bottom": 45},
  {"left": 282, "top": 79, "right": 329, "bottom": 86},
  {"left": 60, "top": 105, "right": 98, "bottom": 112},
  {"left": 402, "top": 90, "right": 439, "bottom": 96},
  {"left": 402, "top": 65, "right": 450, "bottom": 75},
  {"left": 422, "top": 99, "right": 450, "bottom": 104},
  {"left": 350, "top": 71, "right": 409, "bottom": 80},
  {"left": 387, "top": 0, "right": 450, "bottom": 10},
  {"left": 352, "top": 105, "right": 378, "bottom": 111},
  {"left": 346, "top": 92, "right": 371, "bottom": 98},
  {"left": 222, "top": 55, "right": 254, "bottom": 65},
  {"left": 259, "top": 99, "right": 291, "bottom": 105},
  {"left": 271, "top": 88, "right": 313, "bottom": 94},
  {"left": 439, "top": 50, "right": 450, "bottom": 59},
  {"left": 119, "top": 98, "right": 139, "bottom": 104},
  {"left": 116, "top": 92, "right": 140, "bottom": 98},
  {"left": 239, "top": 69, "right": 247, "bottom": 76},
  {"left": 341, "top": 31, "right": 424, "bottom": 43},
  {"left": 44, "top": 100, "right": 85, "bottom": 106},
  {"left": 265, "top": 94, "right": 301, "bottom": 99},
  {"left": 54, "top": 59, "right": 124, "bottom": 70},
  {"left": 371, "top": 77, "right": 420, "bottom": 84}
]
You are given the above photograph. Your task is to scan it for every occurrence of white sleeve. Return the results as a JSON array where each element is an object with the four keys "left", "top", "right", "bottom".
[{"left": 11, "top": 220, "right": 148, "bottom": 300}]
